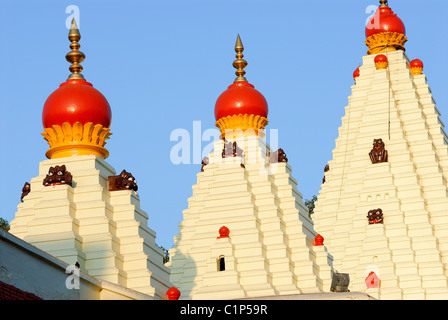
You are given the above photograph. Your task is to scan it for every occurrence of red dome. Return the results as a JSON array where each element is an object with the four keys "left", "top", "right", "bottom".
[
  {"left": 214, "top": 81, "right": 268, "bottom": 121},
  {"left": 365, "top": 6, "right": 406, "bottom": 38},
  {"left": 42, "top": 79, "right": 112, "bottom": 128},
  {"left": 374, "top": 54, "right": 388, "bottom": 63},
  {"left": 410, "top": 59, "right": 423, "bottom": 69}
]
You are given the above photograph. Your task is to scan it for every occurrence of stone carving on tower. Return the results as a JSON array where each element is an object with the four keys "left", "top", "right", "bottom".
[
  {"left": 267, "top": 148, "right": 288, "bottom": 163},
  {"left": 43, "top": 165, "right": 73, "bottom": 187},
  {"left": 222, "top": 140, "right": 243, "bottom": 158},
  {"left": 107, "top": 170, "right": 138, "bottom": 192},
  {"left": 367, "top": 209, "right": 384, "bottom": 225},
  {"left": 20, "top": 182, "right": 31, "bottom": 202},
  {"left": 369, "top": 139, "right": 388, "bottom": 164},
  {"left": 312, "top": 0, "right": 448, "bottom": 300}
]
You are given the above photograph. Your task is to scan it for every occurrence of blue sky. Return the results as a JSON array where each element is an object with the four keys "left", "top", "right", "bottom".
[{"left": 0, "top": 0, "right": 447, "bottom": 249}]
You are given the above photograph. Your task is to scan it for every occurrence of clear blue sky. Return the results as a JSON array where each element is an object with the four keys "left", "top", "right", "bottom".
[{"left": 0, "top": 0, "right": 447, "bottom": 249}]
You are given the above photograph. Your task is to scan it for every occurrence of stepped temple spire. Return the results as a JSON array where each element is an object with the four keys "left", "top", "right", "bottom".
[
  {"left": 12, "top": 20, "right": 171, "bottom": 299},
  {"left": 168, "top": 35, "right": 335, "bottom": 300},
  {"left": 313, "top": 1, "right": 448, "bottom": 299}
]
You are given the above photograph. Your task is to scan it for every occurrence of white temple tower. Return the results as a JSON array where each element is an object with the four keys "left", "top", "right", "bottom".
[
  {"left": 313, "top": 1, "right": 448, "bottom": 300},
  {"left": 168, "top": 35, "right": 335, "bottom": 300},
  {"left": 10, "top": 20, "right": 171, "bottom": 299}
]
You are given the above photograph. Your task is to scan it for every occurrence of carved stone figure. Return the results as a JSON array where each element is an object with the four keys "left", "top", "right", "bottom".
[
  {"left": 267, "top": 148, "right": 288, "bottom": 163},
  {"left": 367, "top": 208, "right": 383, "bottom": 224},
  {"left": 323, "top": 164, "right": 330, "bottom": 184},
  {"left": 222, "top": 141, "right": 243, "bottom": 158},
  {"left": 201, "top": 157, "right": 209, "bottom": 172},
  {"left": 43, "top": 165, "right": 73, "bottom": 187},
  {"left": 330, "top": 273, "right": 350, "bottom": 292},
  {"left": 369, "top": 139, "right": 388, "bottom": 164},
  {"left": 21, "top": 182, "right": 31, "bottom": 202},
  {"left": 108, "top": 170, "right": 138, "bottom": 192}
]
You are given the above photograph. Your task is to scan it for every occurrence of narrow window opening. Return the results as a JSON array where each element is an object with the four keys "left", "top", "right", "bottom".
[{"left": 219, "top": 256, "right": 225, "bottom": 271}]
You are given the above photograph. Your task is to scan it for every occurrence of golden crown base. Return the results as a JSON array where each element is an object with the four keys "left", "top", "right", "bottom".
[
  {"left": 365, "top": 32, "right": 407, "bottom": 55},
  {"left": 215, "top": 114, "right": 268, "bottom": 139},
  {"left": 410, "top": 67, "right": 423, "bottom": 76},
  {"left": 42, "top": 121, "right": 112, "bottom": 159},
  {"left": 375, "top": 61, "right": 388, "bottom": 70}
]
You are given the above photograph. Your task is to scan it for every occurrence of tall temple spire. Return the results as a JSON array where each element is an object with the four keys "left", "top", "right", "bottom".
[
  {"left": 12, "top": 19, "right": 171, "bottom": 300},
  {"left": 313, "top": 0, "right": 448, "bottom": 300},
  {"left": 233, "top": 34, "right": 247, "bottom": 82},
  {"left": 65, "top": 18, "right": 85, "bottom": 80},
  {"left": 169, "top": 34, "right": 334, "bottom": 300}
]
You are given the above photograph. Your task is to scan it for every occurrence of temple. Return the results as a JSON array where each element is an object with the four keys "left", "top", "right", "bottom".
[
  {"left": 3, "top": 1, "right": 448, "bottom": 301},
  {"left": 167, "top": 35, "right": 336, "bottom": 300},
  {"left": 313, "top": 0, "right": 448, "bottom": 299},
  {"left": 9, "top": 19, "right": 171, "bottom": 299}
]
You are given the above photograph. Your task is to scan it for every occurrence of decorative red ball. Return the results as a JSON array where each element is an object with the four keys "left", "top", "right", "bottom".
[
  {"left": 374, "top": 54, "right": 388, "bottom": 63},
  {"left": 314, "top": 234, "right": 324, "bottom": 246},
  {"left": 42, "top": 79, "right": 112, "bottom": 128},
  {"left": 353, "top": 67, "right": 360, "bottom": 79},
  {"left": 166, "top": 287, "right": 181, "bottom": 300},
  {"left": 214, "top": 81, "right": 268, "bottom": 121},
  {"left": 218, "top": 226, "right": 230, "bottom": 238},
  {"left": 365, "top": 6, "right": 406, "bottom": 38},
  {"left": 410, "top": 59, "right": 423, "bottom": 69}
]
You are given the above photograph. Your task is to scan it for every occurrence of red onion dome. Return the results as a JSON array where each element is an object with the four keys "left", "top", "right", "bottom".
[
  {"left": 365, "top": 4, "right": 406, "bottom": 38},
  {"left": 214, "top": 81, "right": 268, "bottom": 121},
  {"left": 42, "top": 79, "right": 112, "bottom": 128},
  {"left": 410, "top": 59, "right": 423, "bottom": 69},
  {"left": 374, "top": 54, "right": 388, "bottom": 64}
]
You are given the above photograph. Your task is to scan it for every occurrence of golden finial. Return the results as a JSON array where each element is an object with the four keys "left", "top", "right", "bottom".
[
  {"left": 65, "top": 18, "right": 85, "bottom": 80},
  {"left": 379, "top": 0, "right": 388, "bottom": 7},
  {"left": 232, "top": 34, "right": 248, "bottom": 82}
]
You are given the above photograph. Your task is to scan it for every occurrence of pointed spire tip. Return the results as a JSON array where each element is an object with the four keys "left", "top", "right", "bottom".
[
  {"left": 232, "top": 34, "right": 247, "bottom": 82},
  {"left": 66, "top": 18, "right": 85, "bottom": 80}
]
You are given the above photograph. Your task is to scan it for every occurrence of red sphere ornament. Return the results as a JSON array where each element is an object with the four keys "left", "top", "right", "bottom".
[
  {"left": 365, "top": 6, "right": 406, "bottom": 38},
  {"left": 314, "top": 234, "right": 324, "bottom": 246},
  {"left": 166, "top": 287, "right": 181, "bottom": 300},
  {"left": 374, "top": 54, "right": 388, "bottom": 64},
  {"left": 410, "top": 59, "right": 424, "bottom": 75},
  {"left": 214, "top": 81, "right": 268, "bottom": 121},
  {"left": 42, "top": 79, "right": 112, "bottom": 128},
  {"left": 353, "top": 67, "right": 360, "bottom": 80},
  {"left": 217, "top": 226, "right": 230, "bottom": 239},
  {"left": 410, "top": 59, "right": 423, "bottom": 69},
  {"left": 374, "top": 54, "right": 389, "bottom": 70}
]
